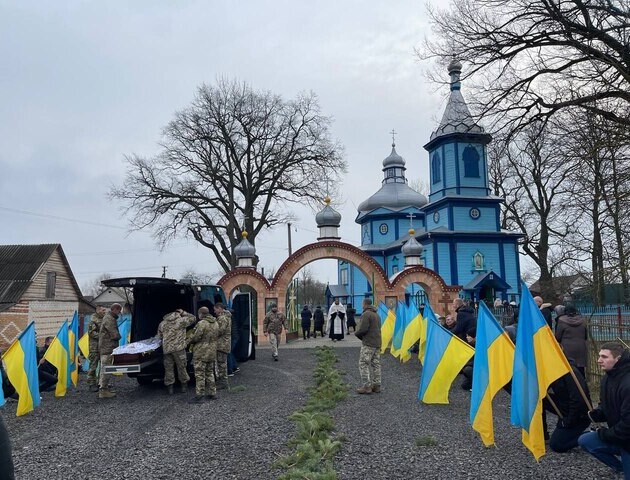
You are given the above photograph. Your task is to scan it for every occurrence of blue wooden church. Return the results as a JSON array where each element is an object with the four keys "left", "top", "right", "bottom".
[{"left": 338, "top": 59, "right": 522, "bottom": 309}]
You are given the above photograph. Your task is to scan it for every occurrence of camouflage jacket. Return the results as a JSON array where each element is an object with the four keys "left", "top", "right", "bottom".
[
  {"left": 263, "top": 311, "right": 287, "bottom": 335},
  {"left": 187, "top": 314, "right": 219, "bottom": 362},
  {"left": 98, "top": 312, "right": 121, "bottom": 356},
  {"left": 88, "top": 312, "right": 104, "bottom": 350},
  {"left": 158, "top": 312, "right": 196, "bottom": 354},
  {"left": 216, "top": 311, "right": 232, "bottom": 354}
]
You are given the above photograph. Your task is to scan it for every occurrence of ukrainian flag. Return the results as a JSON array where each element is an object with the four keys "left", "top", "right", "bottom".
[
  {"left": 418, "top": 314, "right": 474, "bottom": 404},
  {"left": 118, "top": 316, "right": 131, "bottom": 346},
  {"left": 390, "top": 301, "right": 408, "bottom": 359},
  {"left": 379, "top": 303, "right": 396, "bottom": 354},
  {"left": 470, "top": 302, "right": 515, "bottom": 447},
  {"left": 68, "top": 312, "right": 79, "bottom": 386},
  {"left": 44, "top": 320, "right": 70, "bottom": 397},
  {"left": 78, "top": 332, "right": 89, "bottom": 358},
  {"left": 417, "top": 303, "right": 438, "bottom": 364},
  {"left": 1, "top": 322, "right": 40, "bottom": 416},
  {"left": 400, "top": 301, "right": 422, "bottom": 363},
  {"left": 510, "top": 282, "right": 571, "bottom": 460}
]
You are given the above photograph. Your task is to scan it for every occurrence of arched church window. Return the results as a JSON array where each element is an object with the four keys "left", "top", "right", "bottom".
[
  {"left": 432, "top": 153, "right": 441, "bottom": 184},
  {"left": 463, "top": 146, "right": 480, "bottom": 178}
]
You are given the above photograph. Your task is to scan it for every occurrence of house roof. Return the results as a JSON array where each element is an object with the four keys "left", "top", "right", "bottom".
[
  {"left": 326, "top": 284, "right": 349, "bottom": 298},
  {"left": 0, "top": 244, "right": 82, "bottom": 312},
  {"left": 463, "top": 270, "right": 511, "bottom": 291},
  {"left": 529, "top": 274, "right": 587, "bottom": 296}
]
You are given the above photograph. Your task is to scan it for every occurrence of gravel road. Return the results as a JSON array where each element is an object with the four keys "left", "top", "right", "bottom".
[{"left": 2, "top": 340, "right": 616, "bottom": 479}]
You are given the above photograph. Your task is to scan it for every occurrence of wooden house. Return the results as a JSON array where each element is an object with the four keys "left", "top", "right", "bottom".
[{"left": 0, "top": 244, "right": 82, "bottom": 348}]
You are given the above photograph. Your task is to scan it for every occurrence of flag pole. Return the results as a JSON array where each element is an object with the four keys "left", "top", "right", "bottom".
[
  {"left": 546, "top": 395, "right": 563, "bottom": 418},
  {"left": 617, "top": 337, "right": 629, "bottom": 349}
]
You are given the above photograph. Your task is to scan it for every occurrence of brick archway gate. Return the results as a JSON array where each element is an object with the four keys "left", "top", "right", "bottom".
[{"left": 219, "top": 240, "right": 462, "bottom": 344}]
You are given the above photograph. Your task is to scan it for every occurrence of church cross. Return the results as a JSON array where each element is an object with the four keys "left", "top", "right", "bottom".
[
  {"left": 390, "top": 129, "right": 397, "bottom": 146},
  {"left": 406, "top": 212, "right": 416, "bottom": 229}
]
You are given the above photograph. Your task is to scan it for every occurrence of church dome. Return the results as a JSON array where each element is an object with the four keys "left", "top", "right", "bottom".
[
  {"left": 316, "top": 196, "right": 342, "bottom": 227},
  {"left": 357, "top": 183, "right": 427, "bottom": 213},
  {"left": 234, "top": 231, "right": 256, "bottom": 258},
  {"left": 382, "top": 145, "right": 405, "bottom": 169},
  {"left": 401, "top": 229, "right": 424, "bottom": 256}
]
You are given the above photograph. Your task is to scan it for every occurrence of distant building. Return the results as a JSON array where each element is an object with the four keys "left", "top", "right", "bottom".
[
  {"left": 339, "top": 60, "right": 523, "bottom": 309},
  {"left": 0, "top": 244, "right": 83, "bottom": 348}
]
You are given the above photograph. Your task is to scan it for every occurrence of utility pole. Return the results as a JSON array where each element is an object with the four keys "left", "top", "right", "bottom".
[{"left": 287, "top": 222, "right": 293, "bottom": 256}]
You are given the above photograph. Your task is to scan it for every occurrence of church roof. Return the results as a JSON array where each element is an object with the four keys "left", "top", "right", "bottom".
[
  {"left": 430, "top": 59, "right": 485, "bottom": 141},
  {"left": 357, "top": 143, "right": 427, "bottom": 218},
  {"left": 234, "top": 232, "right": 256, "bottom": 258}
]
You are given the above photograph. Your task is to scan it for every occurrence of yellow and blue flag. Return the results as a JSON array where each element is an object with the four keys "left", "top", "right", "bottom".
[
  {"left": 68, "top": 312, "right": 79, "bottom": 386},
  {"left": 418, "top": 314, "right": 475, "bottom": 404},
  {"left": 118, "top": 316, "right": 131, "bottom": 346},
  {"left": 1, "top": 322, "right": 40, "bottom": 416},
  {"left": 400, "top": 301, "right": 422, "bottom": 363},
  {"left": 417, "top": 302, "right": 436, "bottom": 364},
  {"left": 0, "top": 368, "right": 4, "bottom": 407},
  {"left": 78, "top": 332, "right": 89, "bottom": 358},
  {"left": 378, "top": 302, "right": 396, "bottom": 354},
  {"left": 510, "top": 282, "right": 571, "bottom": 460},
  {"left": 43, "top": 320, "right": 70, "bottom": 397},
  {"left": 470, "top": 302, "right": 515, "bottom": 447},
  {"left": 390, "top": 301, "right": 408, "bottom": 359}
]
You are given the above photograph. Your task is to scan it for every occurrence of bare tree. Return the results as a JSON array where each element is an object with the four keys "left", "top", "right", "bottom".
[
  {"left": 113, "top": 79, "right": 346, "bottom": 273},
  {"left": 82, "top": 273, "right": 113, "bottom": 298},
  {"left": 420, "top": 0, "right": 630, "bottom": 134},
  {"left": 494, "top": 121, "right": 580, "bottom": 302}
]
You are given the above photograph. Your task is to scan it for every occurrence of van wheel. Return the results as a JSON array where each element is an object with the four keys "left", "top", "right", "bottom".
[{"left": 136, "top": 377, "right": 153, "bottom": 386}]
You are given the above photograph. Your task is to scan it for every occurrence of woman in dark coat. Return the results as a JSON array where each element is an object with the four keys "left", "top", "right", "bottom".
[
  {"left": 313, "top": 306, "right": 325, "bottom": 338},
  {"left": 300, "top": 305, "right": 313, "bottom": 340},
  {"left": 346, "top": 304, "right": 357, "bottom": 333},
  {"left": 555, "top": 305, "right": 588, "bottom": 376}
]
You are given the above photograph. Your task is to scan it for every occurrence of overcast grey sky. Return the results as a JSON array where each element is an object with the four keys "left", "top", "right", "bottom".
[{"left": 0, "top": 1, "right": 454, "bottom": 291}]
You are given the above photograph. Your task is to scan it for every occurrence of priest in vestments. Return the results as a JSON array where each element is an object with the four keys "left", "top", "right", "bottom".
[{"left": 327, "top": 299, "right": 347, "bottom": 341}]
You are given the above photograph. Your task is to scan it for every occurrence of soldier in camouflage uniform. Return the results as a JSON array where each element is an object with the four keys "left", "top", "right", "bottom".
[
  {"left": 213, "top": 303, "right": 232, "bottom": 390},
  {"left": 87, "top": 305, "right": 105, "bottom": 392},
  {"left": 157, "top": 309, "right": 196, "bottom": 394},
  {"left": 354, "top": 298, "right": 382, "bottom": 394},
  {"left": 186, "top": 306, "right": 220, "bottom": 403},
  {"left": 98, "top": 303, "right": 122, "bottom": 399},
  {"left": 263, "top": 303, "right": 287, "bottom": 361}
]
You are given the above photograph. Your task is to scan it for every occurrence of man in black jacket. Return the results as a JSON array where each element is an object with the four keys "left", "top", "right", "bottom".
[
  {"left": 578, "top": 342, "right": 630, "bottom": 477},
  {"left": 452, "top": 298, "right": 475, "bottom": 341},
  {"left": 544, "top": 364, "right": 591, "bottom": 452},
  {"left": 0, "top": 414, "right": 15, "bottom": 479}
]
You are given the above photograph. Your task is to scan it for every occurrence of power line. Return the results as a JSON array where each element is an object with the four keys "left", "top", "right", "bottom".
[{"left": 0, "top": 206, "right": 127, "bottom": 230}]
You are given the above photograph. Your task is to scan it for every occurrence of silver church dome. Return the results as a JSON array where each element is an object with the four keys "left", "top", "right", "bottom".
[
  {"left": 316, "top": 196, "right": 342, "bottom": 227},
  {"left": 234, "top": 231, "right": 256, "bottom": 258}
]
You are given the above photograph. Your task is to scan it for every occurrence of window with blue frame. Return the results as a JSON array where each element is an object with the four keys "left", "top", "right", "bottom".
[
  {"left": 463, "top": 146, "right": 480, "bottom": 178},
  {"left": 432, "top": 153, "right": 441, "bottom": 183}
]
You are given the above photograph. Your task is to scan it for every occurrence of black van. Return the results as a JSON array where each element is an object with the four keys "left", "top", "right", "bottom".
[{"left": 101, "top": 277, "right": 253, "bottom": 384}]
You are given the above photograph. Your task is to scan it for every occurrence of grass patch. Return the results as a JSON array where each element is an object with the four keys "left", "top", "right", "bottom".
[
  {"left": 274, "top": 346, "right": 348, "bottom": 480},
  {"left": 228, "top": 385, "right": 247, "bottom": 393},
  {"left": 415, "top": 435, "right": 438, "bottom": 447}
]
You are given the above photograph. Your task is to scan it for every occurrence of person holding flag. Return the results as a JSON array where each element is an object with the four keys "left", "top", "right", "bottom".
[{"left": 578, "top": 342, "right": 630, "bottom": 478}]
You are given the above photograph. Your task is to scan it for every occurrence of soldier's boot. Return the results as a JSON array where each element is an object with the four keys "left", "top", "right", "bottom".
[
  {"left": 205, "top": 394, "right": 217, "bottom": 401},
  {"left": 180, "top": 382, "right": 187, "bottom": 394},
  {"left": 371, "top": 384, "right": 381, "bottom": 393},
  {"left": 98, "top": 388, "right": 117, "bottom": 399},
  {"left": 356, "top": 385, "right": 372, "bottom": 395},
  {"left": 188, "top": 395, "right": 204, "bottom": 404},
  {"left": 167, "top": 385, "right": 174, "bottom": 395},
  {"left": 89, "top": 384, "right": 99, "bottom": 393},
  {"left": 216, "top": 379, "right": 228, "bottom": 390}
]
